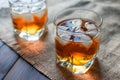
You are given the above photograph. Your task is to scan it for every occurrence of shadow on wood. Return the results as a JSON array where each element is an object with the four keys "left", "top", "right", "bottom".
[{"left": 12, "top": 27, "right": 48, "bottom": 57}]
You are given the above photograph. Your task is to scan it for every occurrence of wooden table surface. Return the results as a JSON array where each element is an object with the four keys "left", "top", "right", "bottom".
[
  {"left": 0, "top": 40, "right": 50, "bottom": 80},
  {"left": 0, "top": 0, "right": 120, "bottom": 80}
]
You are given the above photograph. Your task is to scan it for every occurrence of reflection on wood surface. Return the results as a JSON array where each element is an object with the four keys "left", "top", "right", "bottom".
[
  {"left": 57, "top": 58, "right": 103, "bottom": 80},
  {"left": 14, "top": 34, "right": 46, "bottom": 56}
]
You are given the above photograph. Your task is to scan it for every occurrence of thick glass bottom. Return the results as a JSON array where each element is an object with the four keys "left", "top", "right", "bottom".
[
  {"left": 57, "top": 59, "right": 94, "bottom": 74},
  {"left": 14, "top": 28, "right": 45, "bottom": 41}
]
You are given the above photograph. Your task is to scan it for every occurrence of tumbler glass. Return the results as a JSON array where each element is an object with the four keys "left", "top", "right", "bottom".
[
  {"left": 54, "top": 8, "right": 102, "bottom": 74},
  {"left": 9, "top": 0, "right": 48, "bottom": 41}
]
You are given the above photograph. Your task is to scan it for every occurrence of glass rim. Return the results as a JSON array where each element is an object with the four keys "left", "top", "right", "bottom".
[
  {"left": 54, "top": 8, "right": 103, "bottom": 28},
  {"left": 54, "top": 8, "right": 102, "bottom": 41},
  {"left": 8, "top": 0, "right": 46, "bottom": 4}
]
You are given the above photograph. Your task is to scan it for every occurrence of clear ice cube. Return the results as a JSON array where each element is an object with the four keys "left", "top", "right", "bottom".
[
  {"left": 79, "top": 33, "right": 91, "bottom": 41},
  {"left": 66, "top": 19, "right": 82, "bottom": 32},
  {"left": 71, "top": 19, "right": 82, "bottom": 27},
  {"left": 78, "top": 33, "right": 92, "bottom": 46},
  {"left": 12, "top": 5, "right": 29, "bottom": 14},
  {"left": 85, "top": 22, "right": 96, "bottom": 31},
  {"left": 31, "top": 1, "right": 46, "bottom": 13},
  {"left": 57, "top": 26, "right": 71, "bottom": 40},
  {"left": 58, "top": 26, "right": 69, "bottom": 31},
  {"left": 86, "top": 29, "right": 98, "bottom": 37},
  {"left": 11, "top": 0, "right": 46, "bottom": 14},
  {"left": 85, "top": 22, "right": 98, "bottom": 37},
  {"left": 70, "top": 33, "right": 91, "bottom": 42},
  {"left": 71, "top": 35, "right": 81, "bottom": 42}
]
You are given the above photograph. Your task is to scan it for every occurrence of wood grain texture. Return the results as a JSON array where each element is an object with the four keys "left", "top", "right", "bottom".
[
  {"left": 0, "top": 42, "right": 19, "bottom": 80},
  {"left": 0, "top": 40, "right": 4, "bottom": 48},
  {"left": 4, "top": 58, "right": 50, "bottom": 80},
  {"left": 0, "top": 0, "right": 120, "bottom": 80}
]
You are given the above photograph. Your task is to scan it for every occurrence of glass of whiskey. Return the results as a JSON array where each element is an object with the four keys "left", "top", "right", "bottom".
[
  {"left": 54, "top": 8, "right": 102, "bottom": 74},
  {"left": 9, "top": 0, "right": 48, "bottom": 41}
]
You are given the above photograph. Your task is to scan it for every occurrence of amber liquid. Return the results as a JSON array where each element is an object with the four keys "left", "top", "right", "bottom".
[
  {"left": 12, "top": 10, "right": 48, "bottom": 35},
  {"left": 55, "top": 18, "right": 100, "bottom": 66}
]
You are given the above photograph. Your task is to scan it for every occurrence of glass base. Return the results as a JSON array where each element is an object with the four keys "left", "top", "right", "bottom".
[
  {"left": 14, "top": 28, "right": 45, "bottom": 41},
  {"left": 57, "top": 59, "right": 94, "bottom": 74}
]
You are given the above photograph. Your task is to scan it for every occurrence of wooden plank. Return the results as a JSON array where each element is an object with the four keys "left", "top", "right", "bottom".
[
  {"left": 4, "top": 58, "right": 50, "bottom": 80},
  {"left": 0, "top": 42, "right": 19, "bottom": 80},
  {"left": 0, "top": 40, "right": 4, "bottom": 48}
]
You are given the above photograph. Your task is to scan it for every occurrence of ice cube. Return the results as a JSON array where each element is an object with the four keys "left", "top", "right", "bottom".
[
  {"left": 80, "top": 33, "right": 91, "bottom": 41},
  {"left": 85, "top": 22, "right": 96, "bottom": 31},
  {"left": 57, "top": 26, "right": 71, "bottom": 40},
  {"left": 58, "top": 26, "right": 69, "bottom": 31},
  {"left": 71, "top": 35, "right": 81, "bottom": 42},
  {"left": 57, "top": 27, "right": 64, "bottom": 36},
  {"left": 60, "top": 23, "right": 75, "bottom": 32},
  {"left": 86, "top": 29, "right": 98, "bottom": 37},
  {"left": 83, "top": 40, "right": 93, "bottom": 46},
  {"left": 71, "top": 19, "right": 82, "bottom": 27},
  {"left": 58, "top": 32, "right": 71, "bottom": 41},
  {"left": 20, "top": 0, "right": 31, "bottom": 3},
  {"left": 62, "top": 34, "right": 71, "bottom": 41},
  {"left": 68, "top": 26, "right": 76, "bottom": 32},
  {"left": 69, "top": 33, "right": 92, "bottom": 42},
  {"left": 58, "top": 19, "right": 82, "bottom": 32},
  {"left": 75, "top": 28, "right": 80, "bottom": 32},
  {"left": 65, "top": 19, "right": 82, "bottom": 32},
  {"left": 12, "top": 5, "right": 29, "bottom": 14},
  {"left": 31, "top": 1, "right": 46, "bottom": 13}
]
